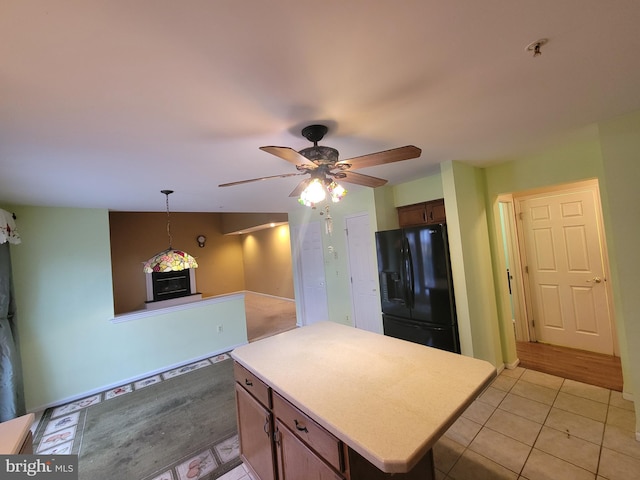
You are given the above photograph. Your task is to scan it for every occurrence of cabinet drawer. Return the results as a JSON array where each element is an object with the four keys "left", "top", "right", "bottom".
[
  {"left": 273, "top": 392, "right": 343, "bottom": 473},
  {"left": 234, "top": 362, "right": 271, "bottom": 408}
]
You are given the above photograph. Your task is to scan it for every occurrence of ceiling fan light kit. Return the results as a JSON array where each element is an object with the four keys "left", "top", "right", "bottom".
[{"left": 218, "top": 124, "right": 422, "bottom": 208}]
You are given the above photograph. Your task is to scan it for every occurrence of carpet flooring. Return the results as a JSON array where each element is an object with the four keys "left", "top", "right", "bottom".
[
  {"left": 31, "top": 293, "right": 297, "bottom": 480},
  {"left": 33, "top": 355, "right": 241, "bottom": 480},
  {"left": 244, "top": 292, "right": 297, "bottom": 342}
]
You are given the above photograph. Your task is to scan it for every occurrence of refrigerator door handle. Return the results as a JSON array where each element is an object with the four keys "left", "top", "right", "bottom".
[{"left": 404, "top": 238, "right": 416, "bottom": 309}]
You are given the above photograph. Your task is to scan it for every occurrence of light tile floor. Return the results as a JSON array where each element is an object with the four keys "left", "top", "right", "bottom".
[
  {"left": 435, "top": 367, "right": 640, "bottom": 480},
  {"left": 220, "top": 366, "right": 640, "bottom": 480}
]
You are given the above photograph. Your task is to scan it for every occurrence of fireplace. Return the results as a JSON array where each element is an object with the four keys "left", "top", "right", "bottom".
[
  {"left": 145, "top": 268, "right": 201, "bottom": 309},
  {"left": 151, "top": 270, "right": 191, "bottom": 300}
]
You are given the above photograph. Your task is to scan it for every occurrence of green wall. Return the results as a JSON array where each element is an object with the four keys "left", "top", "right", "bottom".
[
  {"left": 288, "top": 189, "right": 379, "bottom": 327},
  {"left": 598, "top": 109, "right": 640, "bottom": 434},
  {"left": 6, "top": 206, "right": 247, "bottom": 411},
  {"left": 441, "top": 161, "right": 503, "bottom": 365}
]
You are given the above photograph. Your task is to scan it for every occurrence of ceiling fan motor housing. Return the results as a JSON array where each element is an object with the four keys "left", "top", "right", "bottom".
[{"left": 299, "top": 146, "right": 339, "bottom": 165}]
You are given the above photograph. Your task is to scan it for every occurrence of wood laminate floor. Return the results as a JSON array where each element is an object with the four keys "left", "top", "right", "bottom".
[{"left": 516, "top": 341, "right": 623, "bottom": 391}]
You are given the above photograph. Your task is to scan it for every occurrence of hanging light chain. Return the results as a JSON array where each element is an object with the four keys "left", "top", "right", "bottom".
[{"left": 162, "top": 189, "right": 174, "bottom": 250}]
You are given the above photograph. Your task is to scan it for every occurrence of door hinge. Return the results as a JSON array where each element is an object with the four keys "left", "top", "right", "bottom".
[
  {"left": 273, "top": 427, "right": 281, "bottom": 446},
  {"left": 525, "top": 265, "right": 529, "bottom": 274},
  {"left": 532, "top": 319, "right": 535, "bottom": 327},
  {"left": 519, "top": 212, "right": 524, "bottom": 220}
]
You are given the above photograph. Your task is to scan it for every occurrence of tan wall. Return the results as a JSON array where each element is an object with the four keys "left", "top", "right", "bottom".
[
  {"left": 221, "top": 212, "right": 288, "bottom": 234},
  {"left": 241, "top": 225, "right": 294, "bottom": 299},
  {"left": 109, "top": 212, "right": 245, "bottom": 313}
]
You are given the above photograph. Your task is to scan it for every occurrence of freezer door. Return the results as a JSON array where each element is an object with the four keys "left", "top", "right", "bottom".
[
  {"left": 375, "top": 229, "right": 411, "bottom": 319},
  {"left": 383, "top": 315, "right": 460, "bottom": 353},
  {"left": 405, "top": 225, "right": 455, "bottom": 325}
]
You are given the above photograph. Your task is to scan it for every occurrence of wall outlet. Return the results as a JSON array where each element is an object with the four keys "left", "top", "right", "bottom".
[{"left": 217, "top": 325, "right": 223, "bottom": 333}]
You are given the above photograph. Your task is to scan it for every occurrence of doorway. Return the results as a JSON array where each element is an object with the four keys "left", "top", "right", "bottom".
[
  {"left": 345, "top": 213, "right": 382, "bottom": 334},
  {"left": 499, "top": 180, "right": 620, "bottom": 387},
  {"left": 290, "top": 222, "right": 329, "bottom": 326}
]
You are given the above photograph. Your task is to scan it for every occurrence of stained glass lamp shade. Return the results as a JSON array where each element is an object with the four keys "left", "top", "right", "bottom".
[
  {"left": 143, "top": 190, "right": 198, "bottom": 273},
  {"left": 143, "top": 248, "right": 198, "bottom": 273}
]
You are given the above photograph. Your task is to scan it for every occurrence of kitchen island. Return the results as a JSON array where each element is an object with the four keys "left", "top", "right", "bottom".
[{"left": 231, "top": 321, "right": 496, "bottom": 479}]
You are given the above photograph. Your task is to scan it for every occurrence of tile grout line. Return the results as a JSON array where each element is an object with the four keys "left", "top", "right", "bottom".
[{"left": 516, "top": 376, "right": 565, "bottom": 478}]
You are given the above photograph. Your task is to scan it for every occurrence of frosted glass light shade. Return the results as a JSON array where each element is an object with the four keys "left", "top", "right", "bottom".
[
  {"left": 143, "top": 248, "right": 198, "bottom": 273},
  {"left": 299, "top": 178, "right": 327, "bottom": 206},
  {"left": 327, "top": 181, "right": 347, "bottom": 203}
]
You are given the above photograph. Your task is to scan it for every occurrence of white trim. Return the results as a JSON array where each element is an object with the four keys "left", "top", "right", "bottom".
[
  {"left": 110, "top": 292, "right": 245, "bottom": 323},
  {"left": 505, "top": 358, "right": 521, "bottom": 370},
  {"left": 244, "top": 290, "right": 295, "bottom": 303},
  {"left": 27, "top": 343, "right": 247, "bottom": 414}
]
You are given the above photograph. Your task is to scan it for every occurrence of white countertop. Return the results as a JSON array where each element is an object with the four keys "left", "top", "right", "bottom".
[
  {"left": 0, "top": 413, "right": 34, "bottom": 454},
  {"left": 231, "top": 321, "right": 496, "bottom": 473}
]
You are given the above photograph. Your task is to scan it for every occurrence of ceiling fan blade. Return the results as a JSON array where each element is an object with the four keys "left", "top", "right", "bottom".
[
  {"left": 260, "top": 146, "right": 316, "bottom": 167},
  {"left": 218, "top": 172, "right": 305, "bottom": 187},
  {"left": 336, "top": 145, "right": 421, "bottom": 170},
  {"left": 337, "top": 171, "right": 388, "bottom": 188},
  {"left": 289, "top": 178, "right": 311, "bottom": 197}
]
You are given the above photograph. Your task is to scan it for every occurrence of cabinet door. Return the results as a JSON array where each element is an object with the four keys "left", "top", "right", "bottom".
[
  {"left": 397, "top": 204, "right": 427, "bottom": 227},
  {"left": 275, "top": 419, "right": 343, "bottom": 480},
  {"left": 236, "top": 384, "right": 277, "bottom": 480},
  {"left": 426, "top": 199, "right": 446, "bottom": 224}
]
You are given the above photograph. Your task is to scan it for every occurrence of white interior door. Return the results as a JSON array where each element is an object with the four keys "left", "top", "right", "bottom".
[
  {"left": 516, "top": 185, "right": 614, "bottom": 354},
  {"left": 499, "top": 199, "right": 529, "bottom": 342},
  {"left": 292, "top": 222, "right": 329, "bottom": 326},
  {"left": 345, "top": 213, "right": 382, "bottom": 334}
]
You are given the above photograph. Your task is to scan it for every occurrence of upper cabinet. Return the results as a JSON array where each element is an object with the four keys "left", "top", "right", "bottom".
[{"left": 397, "top": 199, "right": 446, "bottom": 227}]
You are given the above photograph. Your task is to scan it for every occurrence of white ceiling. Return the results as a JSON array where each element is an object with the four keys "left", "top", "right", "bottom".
[{"left": 2, "top": 1, "right": 640, "bottom": 213}]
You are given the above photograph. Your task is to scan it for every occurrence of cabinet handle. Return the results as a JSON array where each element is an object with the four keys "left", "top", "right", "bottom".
[
  {"left": 244, "top": 379, "right": 253, "bottom": 386},
  {"left": 264, "top": 416, "right": 270, "bottom": 437},
  {"left": 294, "top": 419, "right": 308, "bottom": 433}
]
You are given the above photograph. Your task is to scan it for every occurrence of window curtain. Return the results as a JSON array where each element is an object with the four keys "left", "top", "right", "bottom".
[{"left": 0, "top": 209, "right": 25, "bottom": 421}]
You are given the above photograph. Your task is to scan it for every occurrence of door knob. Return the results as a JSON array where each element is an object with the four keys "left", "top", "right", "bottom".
[{"left": 587, "top": 276, "right": 602, "bottom": 283}]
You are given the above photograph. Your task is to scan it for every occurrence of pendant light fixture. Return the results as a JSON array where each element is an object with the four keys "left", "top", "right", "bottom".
[{"left": 142, "top": 190, "right": 198, "bottom": 273}]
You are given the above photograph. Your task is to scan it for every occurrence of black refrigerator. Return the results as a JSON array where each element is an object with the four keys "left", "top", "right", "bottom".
[{"left": 375, "top": 224, "right": 460, "bottom": 353}]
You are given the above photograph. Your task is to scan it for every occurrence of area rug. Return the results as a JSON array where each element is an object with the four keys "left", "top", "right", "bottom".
[{"left": 32, "top": 354, "right": 241, "bottom": 480}]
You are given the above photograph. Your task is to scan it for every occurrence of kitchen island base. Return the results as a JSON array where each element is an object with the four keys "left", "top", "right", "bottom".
[
  {"left": 231, "top": 322, "right": 495, "bottom": 480},
  {"left": 235, "top": 360, "right": 435, "bottom": 480}
]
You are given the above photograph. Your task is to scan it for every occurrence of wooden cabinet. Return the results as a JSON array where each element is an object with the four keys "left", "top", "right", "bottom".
[
  {"left": 275, "top": 418, "right": 343, "bottom": 480},
  {"left": 234, "top": 361, "right": 435, "bottom": 480},
  {"left": 235, "top": 364, "right": 277, "bottom": 480},
  {"left": 235, "top": 362, "right": 343, "bottom": 480},
  {"left": 273, "top": 392, "right": 344, "bottom": 478},
  {"left": 397, "top": 199, "right": 446, "bottom": 227}
]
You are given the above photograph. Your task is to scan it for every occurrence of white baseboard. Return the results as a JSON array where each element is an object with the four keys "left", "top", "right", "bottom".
[
  {"left": 244, "top": 290, "right": 295, "bottom": 302},
  {"left": 505, "top": 358, "right": 521, "bottom": 370},
  {"left": 28, "top": 342, "right": 246, "bottom": 414}
]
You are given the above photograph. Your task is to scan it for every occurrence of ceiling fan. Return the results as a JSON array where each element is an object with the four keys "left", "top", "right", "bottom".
[{"left": 218, "top": 124, "right": 421, "bottom": 205}]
